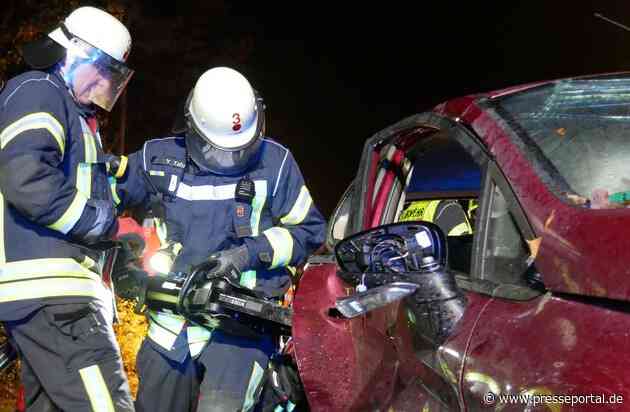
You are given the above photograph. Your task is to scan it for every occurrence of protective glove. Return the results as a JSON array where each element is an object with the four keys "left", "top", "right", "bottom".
[
  {"left": 111, "top": 238, "right": 148, "bottom": 300},
  {"left": 206, "top": 245, "right": 250, "bottom": 286},
  {"left": 111, "top": 261, "right": 148, "bottom": 300}
]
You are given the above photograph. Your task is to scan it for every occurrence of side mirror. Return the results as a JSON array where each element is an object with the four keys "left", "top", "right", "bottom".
[
  {"left": 334, "top": 221, "right": 447, "bottom": 286},
  {"left": 335, "top": 282, "right": 419, "bottom": 318},
  {"left": 334, "top": 221, "right": 467, "bottom": 346}
]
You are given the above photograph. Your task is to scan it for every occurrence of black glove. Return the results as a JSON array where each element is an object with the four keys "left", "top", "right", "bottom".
[
  {"left": 206, "top": 245, "right": 250, "bottom": 286},
  {"left": 112, "top": 262, "right": 148, "bottom": 300},
  {"left": 111, "top": 237, "right": 148, "bottom": 300}
]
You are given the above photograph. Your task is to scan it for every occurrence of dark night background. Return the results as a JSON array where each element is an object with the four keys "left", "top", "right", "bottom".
[{"left": 3, "top": 1, "right": 630, "bottom": 216}]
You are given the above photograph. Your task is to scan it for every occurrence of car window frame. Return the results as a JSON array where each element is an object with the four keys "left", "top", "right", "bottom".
[
  {"left": 467, "top": 160, "right": 543, "bottom": 300},
  {"left": 350, "top": 114, "right": 444, "bottom": 235},
  {"left": 332, "top": 110, "right": 543, "bottom": 300},
  {"left": 326, "top": 181, "right": 355, "bottom": 251}
]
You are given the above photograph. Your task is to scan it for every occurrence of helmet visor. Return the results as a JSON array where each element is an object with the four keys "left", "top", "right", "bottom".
[
  {"left": 186, "top": 130, "right": 263, "bottom": 175},
  {"left": 62, "top": 32, "right": 134, "bottom": 111}
]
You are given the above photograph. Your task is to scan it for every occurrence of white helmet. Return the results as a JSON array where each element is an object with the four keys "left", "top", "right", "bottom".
[
  {"left": 186, "top": 67, "right": 265, "bottom": 175},
  {"left": 22, "top": 7, "right": 133, "bottom": 111},
  {"left": 49, "top": 6, "right": 131, "bottom": 63}
]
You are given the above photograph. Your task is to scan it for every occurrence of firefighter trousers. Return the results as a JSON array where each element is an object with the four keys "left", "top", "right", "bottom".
[
  {"left": 135, "top": 329, "right": 275, "bottom": 412},
  {"left": 5, "top": 302, "right": 135, "bottom": 412}
]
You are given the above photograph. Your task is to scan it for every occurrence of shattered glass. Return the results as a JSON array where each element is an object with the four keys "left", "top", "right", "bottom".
[{"left": 497, "top": 76, "right": 630, "bottom": 205}]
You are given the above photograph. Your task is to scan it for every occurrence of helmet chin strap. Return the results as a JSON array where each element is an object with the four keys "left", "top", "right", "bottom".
[{"left": 183, "top": 132, "right": 207, "bottom": 173}]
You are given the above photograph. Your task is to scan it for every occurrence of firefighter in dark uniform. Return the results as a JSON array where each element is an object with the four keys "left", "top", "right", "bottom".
[
  {"left": 399, "top": 199, "right": 473, "bottom": 235},
  {"left": 113, "top": 67, "right": 326, "bottom": 411},
  {"left": 0, "top": 7, "right": 135, "bottom": 411}
]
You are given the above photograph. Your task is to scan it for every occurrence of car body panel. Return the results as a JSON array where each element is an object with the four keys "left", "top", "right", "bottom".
[
  {"left": 293, "top": 261, "right": 400, "bottom": 411},
  {"left": 463, "top": 293, "right": 630, "bottom": 411}
]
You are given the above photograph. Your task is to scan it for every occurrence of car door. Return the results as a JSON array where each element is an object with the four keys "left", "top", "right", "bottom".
[
  {"left": 460, "top": 82, "right": 630, "bottom": 411},
  {"left": 456, "top": 162, "right": 550, "bottom": 411},
  {"left": 294, "top": 112, "right": 499, "bottom": 411},
  {"left": 459, "top": 158, "right": 630, "bottom": 412},
  {"left": 293, "top": 116, "right": 441, "bottom": 411}
]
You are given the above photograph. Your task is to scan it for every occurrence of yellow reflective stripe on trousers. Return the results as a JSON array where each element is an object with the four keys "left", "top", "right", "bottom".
[
  {"left": 147, "top": 311, "right": 186, "bottom": 350},
  {"left": 46, "top": 191, "right": 88, "bottom": 234},
  {"left": 242, "top": 361, "right": 265, "bottom": 412},
  {"left": 148, "top": 311, "right": 186, "bottom": 334},
  {"left": 148, "top": 312, "right": 213, "bottom": 354},
  {"left": 187, "top": 325, "right": 212, "bottom": 358},
  {"left": 147, "top": 320, "right": 179, "bottom": 350},
  {"left": 263, "top": 227, "right": 293, "bottom": 269},
  {"left": 0, "top": 112, "right": 65, "bottom": 154},
  {"left": 280, "top": 186, "right": 313, "bottom": 225},
  {"left": 79, "top": 365, "right": 115, "bottom": 412}
]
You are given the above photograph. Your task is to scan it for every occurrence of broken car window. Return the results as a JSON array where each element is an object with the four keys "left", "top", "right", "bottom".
[{"left": 497, "top": 77, "right": 630, "bottom": 208}]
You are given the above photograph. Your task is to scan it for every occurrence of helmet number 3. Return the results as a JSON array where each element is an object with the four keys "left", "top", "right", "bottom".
[{"left": 232, "top": 113, "right": 242, "bottom": 131}]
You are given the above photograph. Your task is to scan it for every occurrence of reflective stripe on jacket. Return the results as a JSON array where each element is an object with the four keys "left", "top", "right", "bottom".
[{"left": 399, "top": 199, "right": 472, "bottom": 236}]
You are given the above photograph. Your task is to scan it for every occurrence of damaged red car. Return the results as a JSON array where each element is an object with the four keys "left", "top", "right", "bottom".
[{"left": 292, "top": 74, "right": 630, "bottom": 411}]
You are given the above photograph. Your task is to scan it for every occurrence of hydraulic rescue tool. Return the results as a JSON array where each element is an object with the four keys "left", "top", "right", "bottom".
[{"left": 112, "top": 252, "right": 292, "bottom": 339}]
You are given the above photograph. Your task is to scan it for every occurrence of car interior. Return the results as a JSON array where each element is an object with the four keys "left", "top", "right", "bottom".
[{"left": 396, "top": 132, "right": 482, "bottom": 276}]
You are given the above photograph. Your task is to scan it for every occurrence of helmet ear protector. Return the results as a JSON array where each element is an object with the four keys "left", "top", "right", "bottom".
[{"left": 21, "top": 31, "right": 66, "bottom": 70}]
